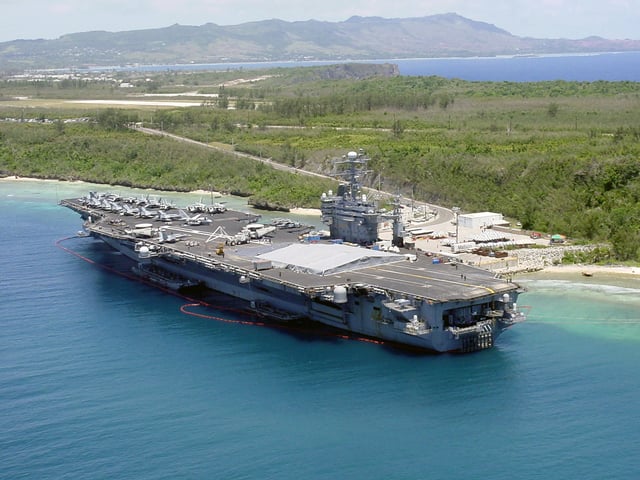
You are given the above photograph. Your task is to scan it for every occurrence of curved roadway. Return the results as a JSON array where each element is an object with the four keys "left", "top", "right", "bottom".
[{"left": 132, "top": 125, "right": 453, "bottom": 227}]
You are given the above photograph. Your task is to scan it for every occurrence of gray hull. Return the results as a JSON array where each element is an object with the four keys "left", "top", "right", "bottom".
[{"left": 96, "top": 232, "right": 523, "bottom": 353}]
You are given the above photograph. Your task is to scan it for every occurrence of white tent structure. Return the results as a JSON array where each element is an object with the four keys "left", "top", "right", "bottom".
[
  {"left": 258, "top": 243, "right": 405, "bottom": 275},
  {"left": 458, "top": 212, "right": 507, "bottom": 229}
]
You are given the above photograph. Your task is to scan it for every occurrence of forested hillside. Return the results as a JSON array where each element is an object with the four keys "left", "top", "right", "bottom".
[{"left": 2, "top": 13, "right": 640, "bottom": 70}]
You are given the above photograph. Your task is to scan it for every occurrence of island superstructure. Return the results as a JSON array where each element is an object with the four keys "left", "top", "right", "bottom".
[
  {"left": 60, "top": 150, "right": 525, "bottom": 353},
  {"left": 320, "top": 150, "right": 406, "bottom": 248}
]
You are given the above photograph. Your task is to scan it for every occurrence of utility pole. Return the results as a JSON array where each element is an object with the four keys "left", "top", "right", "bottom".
[{"left": 452, "top": 206, "right": 460, "bottom": 243}]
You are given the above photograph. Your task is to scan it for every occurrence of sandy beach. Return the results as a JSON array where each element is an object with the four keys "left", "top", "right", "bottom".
[
  {"left": 188, "top": 188, "right": 223, "bottom": 197},
  {"left": 514, "top": 263, "right": 640, "bottom": 289},
  {"left": 289, "top": 207, "right": 321, "bottom": 216},
  {"left": 533, "top": 264, "right": 639, "bottom": 276},
  {"left": 1, "top": 176, "right": 228, "bottom": 198},
  {"left": 1, "top": 175, "right": 87, "bottom": 185}
]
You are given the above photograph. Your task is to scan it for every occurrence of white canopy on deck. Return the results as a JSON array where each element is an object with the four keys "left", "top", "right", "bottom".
[{"left": 258, "top": 243, "right": 405, "bottom": 275}]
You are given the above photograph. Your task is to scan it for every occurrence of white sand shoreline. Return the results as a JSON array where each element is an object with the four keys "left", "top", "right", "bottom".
[
  {"left": 2, "top": 176, "right": 225, "bottom": 197},
  {"left": 531, "top": 264, "right": 639, "bottom": 276},
  {"left": 289, "top": 207, "right": 321, "bottom": 216},
  {"left": 1, "top": 175, "right": 88, "bottom": 184},
  {"left": 188, "top": 188, "right": 224, "bottom": 197}
]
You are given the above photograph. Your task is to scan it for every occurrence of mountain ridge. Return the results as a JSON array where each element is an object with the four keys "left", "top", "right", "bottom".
[{"left": 1, "top": 13, "right": 639, "bottom": 71}]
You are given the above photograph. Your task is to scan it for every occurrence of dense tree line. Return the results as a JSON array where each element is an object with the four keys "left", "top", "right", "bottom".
[{"left": 372, "top": 137, "right": 640, "bottom": 260}]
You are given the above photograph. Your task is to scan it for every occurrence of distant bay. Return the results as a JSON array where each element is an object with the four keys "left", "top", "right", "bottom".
[
  {"left": 80, "top": 51, "right": 640, "bottom": 82},
  {"left": 395, "top": 51, "right": 640, "bottom": 81}
]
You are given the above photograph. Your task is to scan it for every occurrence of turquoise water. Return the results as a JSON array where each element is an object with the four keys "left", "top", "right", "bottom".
[{"left": 1, "top": 180, "right": 639, "bottom": 479}]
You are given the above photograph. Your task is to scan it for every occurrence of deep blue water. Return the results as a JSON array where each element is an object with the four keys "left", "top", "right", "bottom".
[
  {"left": 83, "top": 51, "right": 640, "bottom": 81},
  {"left": 394, "top": 52, "right": 640, "bottom": 81},
  {"left": 2, "top": 180, "right": 640, "bottom": 479}
]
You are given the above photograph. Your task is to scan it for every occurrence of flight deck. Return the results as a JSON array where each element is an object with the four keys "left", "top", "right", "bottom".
[{"left": 61, "top": 195, "right": 517, "bottom": 304}]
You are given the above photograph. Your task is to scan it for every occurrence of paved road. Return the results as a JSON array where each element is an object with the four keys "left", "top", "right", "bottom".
[{"left": 133, "top": 126, "right": 328, "bottom": 179}]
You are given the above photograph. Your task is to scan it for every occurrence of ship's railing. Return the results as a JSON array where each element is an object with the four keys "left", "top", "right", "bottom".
[
  {"left": 404, "top": 323, "right": 432, "bottom": 336},
  {"left": 394, "top": 319, "right": 432, "bottom": 336},
  {"left": 447, "top": 320, "right": 493, "bottom": 338},
  {"left": 500, "top": 308, "right": 527, "bottom": 325}
]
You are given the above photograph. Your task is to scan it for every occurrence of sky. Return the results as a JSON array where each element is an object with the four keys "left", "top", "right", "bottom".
[{"left": 2, "top": 0, "right": 639, "bottom": 43}]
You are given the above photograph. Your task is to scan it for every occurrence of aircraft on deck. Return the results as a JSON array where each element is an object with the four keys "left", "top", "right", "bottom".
[
  {"left": 143, "top": 196, "right": 164, "bottom": 209},
  {"left": 158, "top": 228, "right": 190, "bottom": 243},
  {"left": 156, "top": 209, "right": 189, "bottom": 222},
  {"left": 187, "top": 199, "right": 227, "bottom": 214},
  {"left": 108, "top": 201, "right": 123, "bottom": 213},
  {"left": 187, "top": 201, "right": 207, "bottom": 213},
  {"left": 207, "top": 202, "right": 227, "bottom": 214},
  {"left": 158, "top": 198, "right": 175, "bottom": 210},
  {"left": 137, "top": 206, "right": 156, "bottom": 219},
  {"left": 121, "top": 204, "right": 138, "bottom": 216},
  {"left": 184, "top": 212, "right": 213, "bottom": 226}
]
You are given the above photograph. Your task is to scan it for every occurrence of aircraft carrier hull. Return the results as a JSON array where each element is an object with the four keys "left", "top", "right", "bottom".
[{"left": 61, "top": 191, "right": 525, "bottom": 353}]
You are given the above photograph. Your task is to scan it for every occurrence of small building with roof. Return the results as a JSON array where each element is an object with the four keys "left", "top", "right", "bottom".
[{"left": 458, "top": 212, "right": 508, "bottom": 229}]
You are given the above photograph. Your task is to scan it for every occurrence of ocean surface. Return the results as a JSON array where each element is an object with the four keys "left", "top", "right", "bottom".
[
  {"left": 395, "top": 52, "right": 640, "bottom": 81},
  {"left": 1, "top": 179, "right": 639, "bottom": 479},
  {"left": 89, "top": 51, "right": 640, "bottom": 82}
]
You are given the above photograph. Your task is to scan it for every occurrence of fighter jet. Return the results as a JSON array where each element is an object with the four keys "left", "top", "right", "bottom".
[
  {"left": 187, "top": 201, "right": 207, "bottom": 213},
  {"left": 121, "top": 203, "right": 138, "bottom": 216},
  {"left": 207, "top": 202, "right": 227, "bottom": 214},
  {"left": 185, "top": 213, "right": 213, "bottom": 226},
  {"left": 156, "top": 209, "right": 189, "bottom": 222},
  {"left": 158, "top": 228, "right": 189, "bottom": 243},
  {"left": 137, "top": 206, "right": 156, "bottom": 219}
]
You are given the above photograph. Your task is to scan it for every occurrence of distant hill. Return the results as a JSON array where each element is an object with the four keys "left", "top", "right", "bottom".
[{"left": 1, "top": 13, "right": 639, "bottom": 72}]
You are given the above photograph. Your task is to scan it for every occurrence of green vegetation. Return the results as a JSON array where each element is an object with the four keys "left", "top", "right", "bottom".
[
  {"left": 1, "top": 66, "right": 640, "bottom": 260},
  {"left": 0, "top": 121, "right": 334, "bottom": 209}
]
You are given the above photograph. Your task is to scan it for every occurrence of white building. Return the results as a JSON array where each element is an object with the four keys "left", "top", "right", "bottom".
[{"left": 457, "top": 212, "right": 507, "bottom": 229}]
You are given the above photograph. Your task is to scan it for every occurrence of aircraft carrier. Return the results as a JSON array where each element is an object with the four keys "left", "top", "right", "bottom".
[{"left": 60, "top": 150, "right": 525, "bottom": 353}]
